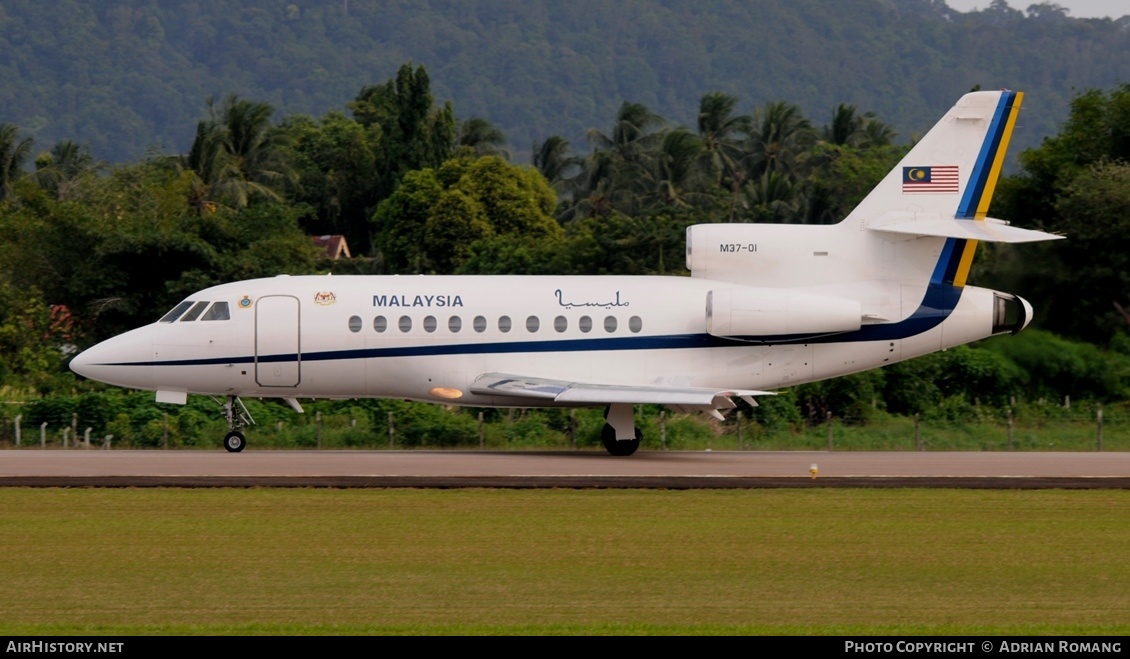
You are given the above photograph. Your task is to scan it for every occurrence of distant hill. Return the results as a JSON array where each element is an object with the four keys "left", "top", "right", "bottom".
[{"left": 1, "top": 0, "right": 1127, "bottom": 163}]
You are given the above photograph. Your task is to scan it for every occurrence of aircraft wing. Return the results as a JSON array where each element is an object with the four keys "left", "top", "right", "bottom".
[{"left": 469, "top": 372, "right": 773, "bottom": 419}]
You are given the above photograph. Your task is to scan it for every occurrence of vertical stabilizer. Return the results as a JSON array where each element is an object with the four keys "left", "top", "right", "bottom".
[{"left": 848, "top": 90, "right": 1023, "bottom": 288}]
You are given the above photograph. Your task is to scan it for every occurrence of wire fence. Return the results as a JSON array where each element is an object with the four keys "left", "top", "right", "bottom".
[{"left": 0, "top": 402, "right": 1127, "bottom": 452}]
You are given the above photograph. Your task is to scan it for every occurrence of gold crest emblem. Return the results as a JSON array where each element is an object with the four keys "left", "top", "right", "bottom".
[{"left": 314, "top": 291, "right": 336, "bottom": 306}]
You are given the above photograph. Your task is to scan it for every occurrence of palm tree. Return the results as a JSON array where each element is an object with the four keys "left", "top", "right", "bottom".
[
  {"left": 456, "top": 118, "right": 511, "bottom": 160},
  {"left": 641, "top": 128, "right": 709, "bottom": 209},
  {"left": 825, "top": 104, "right": 864, "bottom": 146},
  {"left": 532, "top": 135, "right": 579, "bottom": 186},
  {"left": 586, "top": 101, "right": 665, "bottom": 163},
  {"left": 184, "top": 95, "right": 297, "bottom": 210},
  {"left": 0, "top": 124, "right": 33, "bottom": 203},
  {"left": 566, "top": 102, "right": 666, "bottom": 219},
  {"left": 824, "top": 104, "right": 896, "bottom": 148},
  {"left": 559, "top": 149, "right": 623, "bottom": 221},
  {"left": 33, "top": 140, "right": 103, "bottom": 200},
  {"left": 745, "top": 170, "right": 801, "bottom": 223},
  {"left": 696, "top": 92, "right": 751, "bottom": 186},
  {"left": 859, "top": 118, "right": 896, "bottom": 148},
  {"left": 744, "top": 101, "right": 815, "bottom": 180},
  {"left": 697, "top": 92, "right": 753, "bottom": 220}
]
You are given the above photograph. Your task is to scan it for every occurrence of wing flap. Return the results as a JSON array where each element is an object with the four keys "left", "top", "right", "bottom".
[{"left": 470, "top": 372, "right": 773, "bottom": 409}]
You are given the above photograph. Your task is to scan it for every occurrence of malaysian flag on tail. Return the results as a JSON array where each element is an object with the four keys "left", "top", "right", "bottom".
[{"left": 902, "top": 165, "right": 959, "bottom": 193}]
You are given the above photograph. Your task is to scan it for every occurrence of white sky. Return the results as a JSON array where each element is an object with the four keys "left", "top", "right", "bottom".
[{"left": 943, "top": 0, "right": 1129, "bottom": 18}]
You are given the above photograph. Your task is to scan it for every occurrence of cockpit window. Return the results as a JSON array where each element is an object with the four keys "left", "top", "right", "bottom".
[
  {"left": 180, "top": 301, "right": 210, "bottom": 322},
  {"left": 159, "top": 301, "right": 195, "bottom": 323},
  {"left": 200, "top": 301, "right": 231, "bottom": 321}
]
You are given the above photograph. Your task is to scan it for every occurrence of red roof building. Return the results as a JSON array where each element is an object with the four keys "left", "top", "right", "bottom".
[{"left": 311, "top": 235, "right": 351, "bottom": 259}]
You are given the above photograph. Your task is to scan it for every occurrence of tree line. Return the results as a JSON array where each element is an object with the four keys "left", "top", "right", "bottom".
[
  {"left": 3, "top": 1, "right": 1130, "bottom": 164},
  {"left": 0, "top": 64, "right": 1128, "bottom": 441}
]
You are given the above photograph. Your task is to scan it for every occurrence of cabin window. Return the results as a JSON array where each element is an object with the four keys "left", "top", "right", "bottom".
[
  {"left": 554, "top": 316, "right": 567, "bottom": 332},
  {"left": 629, "top": 316, "right": 642, "bottom": 333},
  {"left": 399, "top": 315, "right": 412, "bottom": 332},
  {"left": 604, "top": 316, "right": 617, "bottom": 332},
  {"left": 473, "top": 316, "right": 487, "bottom": 332},
  {"left": 498, "top": 316, "right": 512, "bottom": 333},
  {"left": 201, "top": 302, "right": 230, "bottom": 321},
  {"left": 579, "top": 316, "right": 593, "bottom": 333},
  {"left": 348, "top": 316, "right": 362, "bottom": 333},
  {"left": 159, "top": 300, "right": 195, "bottom": 323},
  {"left": 526, "top": 315, "right": 539, "bottom": 332},
  {"left": 449, "top": 316, "right": 462, "bottom": 333},
  {"left": 374, "top": 316, "right": 387, "bottom": 332},
  {"left": 423, "top": 315, "right": 437, "bottom": 333},
  {"left": 180, "top": 301, "right": 210, "bottom": 322}
]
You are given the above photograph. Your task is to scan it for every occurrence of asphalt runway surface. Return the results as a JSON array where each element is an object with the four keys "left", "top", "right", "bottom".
[{"left": 1, "top": 449, "right": 1128, "bottom": 488}]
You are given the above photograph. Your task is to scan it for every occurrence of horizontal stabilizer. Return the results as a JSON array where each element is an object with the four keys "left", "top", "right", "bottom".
[
  {"left": 470, "top": 372, "right": 773, "bottom": 411},
  {"left": 871, "top": 216, "right": 1063, "bottom": 243}
]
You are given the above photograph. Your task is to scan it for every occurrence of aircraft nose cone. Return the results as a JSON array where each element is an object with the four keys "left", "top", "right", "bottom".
[
  {"left": 68, "top": 347, "right": 96, "bottom": 379},
  {"left": 68, "top": 329, "right": 154, "bottom": 389}
]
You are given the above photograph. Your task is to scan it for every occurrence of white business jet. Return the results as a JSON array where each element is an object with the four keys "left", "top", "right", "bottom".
[{"left": 70, "top": 90, "right": 1061, "bottom": 455}]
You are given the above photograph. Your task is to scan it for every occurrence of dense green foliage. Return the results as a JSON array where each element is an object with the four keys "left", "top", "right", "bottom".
[
  {"left": 1, "top": 20, "right": 1129, "bottom": 447},
  {"left": 992, "top": 86, "right": 1130, "bottom": 344},
  {"left": 1, "top": 1, "right": 1128, "bottom": 164}
]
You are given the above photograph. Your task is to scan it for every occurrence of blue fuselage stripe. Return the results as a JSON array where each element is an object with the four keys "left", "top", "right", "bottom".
[{"left": 957, "top": 91, "right": 1014, "bottom": 219}]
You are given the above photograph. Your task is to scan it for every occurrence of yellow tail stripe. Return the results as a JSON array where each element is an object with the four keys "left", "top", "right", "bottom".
[
  {"left": 976, "top": 91, "right": 1023, "bottom": 219},
  {"left": 954, "top": 91, "right": 1024, "bottom": 287}
]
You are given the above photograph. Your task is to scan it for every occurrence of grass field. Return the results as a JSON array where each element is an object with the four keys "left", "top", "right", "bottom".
[{"left": 1, "top": 488, "right": 1128, "bottom": 635}]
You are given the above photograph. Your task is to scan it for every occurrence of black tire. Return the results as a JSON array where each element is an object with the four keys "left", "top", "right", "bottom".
[
  {"left": 601, "top": 423, "right": 641, "bottom": 456},
  {"left": 223, "top": 431, "right": 246, "bottom": 453}
]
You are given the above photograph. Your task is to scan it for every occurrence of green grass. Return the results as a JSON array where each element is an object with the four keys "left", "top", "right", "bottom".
[{"left": 1, "top": 488, "right": 1128, "bottom": 635}]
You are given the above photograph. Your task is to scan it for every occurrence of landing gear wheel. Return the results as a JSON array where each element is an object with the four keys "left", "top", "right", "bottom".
[
  {"left": 601, "top": 424, "right": 641, "bottom": 456},
  {"left": 223, "top": 431, "right": 246, "bottom": 453}
]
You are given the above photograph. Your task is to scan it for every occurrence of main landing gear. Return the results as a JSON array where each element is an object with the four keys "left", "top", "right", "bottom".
[
  {"left": 215, "top": 395, "right": 255, "bottom": 453},
  {"left": 601, "top": 403, "right": 642, "bottom": 456}
]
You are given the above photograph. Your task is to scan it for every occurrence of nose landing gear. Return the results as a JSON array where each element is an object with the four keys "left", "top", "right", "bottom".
[
  {"left": 215, "top": 395, "right": 255, "bottom": 453},
  {"left": 223, "top": 430, "right": 246, "bottom": 452}
]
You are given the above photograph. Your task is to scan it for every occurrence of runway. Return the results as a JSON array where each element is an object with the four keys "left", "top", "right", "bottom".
[{"left": 1, "top": 449, "right": 1128, "bottom": 488}]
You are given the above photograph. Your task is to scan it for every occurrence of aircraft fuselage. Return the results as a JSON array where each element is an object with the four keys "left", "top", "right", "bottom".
[{"left": 71, "top": 273, "right": 1013, "bottom": 407}]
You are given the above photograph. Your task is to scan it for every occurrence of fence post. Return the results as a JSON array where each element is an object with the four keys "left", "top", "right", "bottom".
[
  {"left": 826, "top": 411, "right": 833, "bottom": 450},
  {"left": 660, "top": 410, "right": 667, "bottom": 450},
  {"left": 1097, "top": 407, "right": 1103, "bottom": 451},
  {"left": 84, "top": 428, "right": 92, "bottom": 449},
  {"left": 162, "top": 413, "right": 168, "bottom": 449},
  {"left": 737, "top": 411, "right": 743, "bottom": 450},
  {"left": 63, "top": 427, "right": 69, "bottom": 449},
  {"left": 1007, "top": 407, "right": 1014, "bottom": 451},
  {"left": 40, "top": 422, "right": 47, "bottom": 448},
  {"left": 568, "top": 409, "right": 574, "bottom": 450},
  {"left": 315, "top": 411, "right": 322, "bottom": 450},
  {"left": 71, "top": 413, "right": 77, "bottom": 448},
  {"left": 103, "top": 434, "right": 112, "bottom": 449},
  {"left": 14, "top": 414, "right": 20, "bottom": 447},
  {"left": 388, "top": 412, "right": 394, "bottom": 449},
  {"left": 479, "top": 411, "right": 485, "bottom": 449},
  {"left": 915, "top": 413, "right": 922, "bottom": 451}
]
